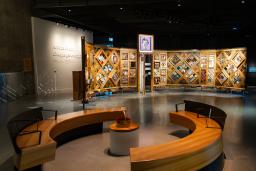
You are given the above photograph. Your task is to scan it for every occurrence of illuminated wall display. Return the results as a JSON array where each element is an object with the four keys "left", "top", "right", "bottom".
[
  {"left": 138, "top": 34, "right": 154, "bottom": 53},
  {"left": 85, "top": 44, "right": 246, "bottom": 91},
  {"left": 152, "top": 48, "right": 246, "bottom": 89},
  {"left": 32, "top": 17, "right": 93, "bottom": 95}
]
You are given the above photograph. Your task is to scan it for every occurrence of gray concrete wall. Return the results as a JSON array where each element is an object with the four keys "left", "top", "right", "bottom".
[
  {"left": 0, "top": 0, "right": 33, "bottom": 72},
  {"left": 0, "top": 72, "right": 34, "bottom": 103},
  {"left": 0, "top": 0, "right": 35, "bottom": 100},
  {"left": 32, "top": 17, "right": 93, "bottom": 95}
]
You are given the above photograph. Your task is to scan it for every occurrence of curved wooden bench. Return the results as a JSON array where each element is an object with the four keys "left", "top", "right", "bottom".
[
  {"left": 15, "top": 107, "right": 125, "bottom": 171},
  {"left": 130, "top": 111, "right": 223, "bottom": 171}
]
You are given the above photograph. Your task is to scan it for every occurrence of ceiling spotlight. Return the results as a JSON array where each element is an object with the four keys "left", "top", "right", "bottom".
[
  {"left": 241, "top": 0, "right": 245, "bottom": 4},
  {"left": 168, "top": 20, "right": 172, "bottom": 24},
  {"left": 120, "top": 7, "right": 123, "bottom": 10},
  {"left": 177, "top": 3, "right": 182, "bottom": 7},
  {"left": 68, "top": 9, "right": 72, "bottom": 12},
  {"left": 232, "top": 27, "right": 238, "bottom": 30}
]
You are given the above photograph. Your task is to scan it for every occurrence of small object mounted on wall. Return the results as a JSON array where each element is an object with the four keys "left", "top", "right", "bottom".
[
  {"left": 122, "top": 53, "right": 128, "bottom": 60},
  {"left": 154, "top": 77, "right": 160, "bottom": 84},
  {"left": 138, "top": 34, "right": 154, "bottom": 53},
  {"left": 154, "top": 62, "right": 160, "bottom": 69},
  {"left": 130, "top": 61, "right": 136, "bottom": 69}
]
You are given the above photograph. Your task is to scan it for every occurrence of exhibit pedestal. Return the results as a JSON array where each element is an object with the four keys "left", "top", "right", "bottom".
[{"left": 109, "top": 122, "right": 139, "bottom": 156}]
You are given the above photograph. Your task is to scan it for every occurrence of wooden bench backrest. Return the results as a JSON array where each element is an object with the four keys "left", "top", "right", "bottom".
[
  {"left": 7, "top": 107, "right": 43, "bottom": 153},
  {"left": 184, "top": 100, "right": 227, "bottom": 130}
]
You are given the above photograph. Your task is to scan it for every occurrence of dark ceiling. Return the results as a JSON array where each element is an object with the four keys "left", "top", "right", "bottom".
[{"left": 32, "top": 0, "right": 256, "bottom": 48}]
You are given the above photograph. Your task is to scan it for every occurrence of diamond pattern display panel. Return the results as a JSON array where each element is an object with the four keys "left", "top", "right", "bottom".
[
  {"left": 92, "top": 48, "right": 121, "bottom": 89},
  {"left": 165, "top": 51, "right": 200, "bottom": 85},
  {"left": 87, "top": 45, "right": 247, "bottom": 91},
  {"left": 216, "top": 48, "right": 246, "bottom": 88}
]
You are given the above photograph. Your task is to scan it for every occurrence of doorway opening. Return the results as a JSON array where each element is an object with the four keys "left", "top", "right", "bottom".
[{"left": 145, "top": 54, "right": 152, "bottom": 91}]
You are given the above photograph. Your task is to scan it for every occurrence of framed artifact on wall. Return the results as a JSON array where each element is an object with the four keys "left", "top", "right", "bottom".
[
  {"left": 154, "top": 77, "right": 160, "bottom": 84},
  {"left": 112, "top": 73, "right": 119, "bottom": 82},
  {"left": 154, "top": 69, "right": 160, "bottom": 76},
  {"left": 160, "top": 61, "right": 167, "bottom": 68},
  {"left": 122, "top": 53, "right": 128, "bottom": 60},
  {"left": 121, "top": 77, "right": 128, "bottom": 84},
  {"left": 154, "top": 62, "right": 160, "bottom": 69},
  {"left": 160, "top": 54, "right": 167, "bottom": 61},
  {"left": 217, "top": 72, "right": 228, "bottom": 85},
  {"left": 160, "top": 69, "right": 166, "bottom": 76},
  {"left": 97, "top": 54, "right": 106, "bottom": 65},
  {"left": 154, "top": 54, "right": 160, "bottom": 60},
  {"left": 122, "top": 61, "right": 129, "bottom": 68},
  {"left": 129, "top": 77, "right": 136, "bottom": 85},
  {"left": 233, "top": 53, "right": 244, "bottom": 67},
  {"left": 129, "top": 53, "right": 137, "bottom": 60},
  {"left": 160, "top": 76, "right": 167, "bottom": 84},
  {"left": 130, "top": 61, "right": 136, "bottom": 69},
  {"left": 130, "top": 69, "right": 136, "bottom": 77},
  {"left": 138, "top": 34, "right": 154, "bottom": 53},
  {"left": 103, "top": 64, "right": 113, "bottom": 74},
  {"left": 111, "top": 53, "right": 119, "bottom": 65},
  {"left": 122, "top": 70, "right": 128, "bottom": 76}
]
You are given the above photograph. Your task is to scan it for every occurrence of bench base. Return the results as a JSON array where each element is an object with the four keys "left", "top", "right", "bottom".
[
  {"left": 199, "top": 153, "right": 224, "bottom": 171},
  {"left": 15, "top": 165, "right": 42, "bottom": 171},
  {"left": 54, "top": 122, "right": 103, "bottom": 147}
]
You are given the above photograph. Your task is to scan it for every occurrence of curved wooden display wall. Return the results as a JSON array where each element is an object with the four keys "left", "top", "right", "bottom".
[
  {"left": 85, "top": 44, "right": 138, "bottom": 91},
  {"left": 130, "top": 111, "right": 223, "bottom": 171},
  {"left": 85, "top": 44, "right": 246, "bottom": 91}
]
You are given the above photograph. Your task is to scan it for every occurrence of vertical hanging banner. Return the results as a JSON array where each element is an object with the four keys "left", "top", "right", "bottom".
[{"left": 138, "top": 34, "right": 154, "bottom": 53}]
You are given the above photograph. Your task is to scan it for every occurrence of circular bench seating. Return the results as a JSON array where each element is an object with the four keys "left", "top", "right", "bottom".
[
  {"left": 8, "top": 107, "right": 125, "bottom": 171},
  {"left": 8, "top": 101, "right": 227, "bottom": 171}
]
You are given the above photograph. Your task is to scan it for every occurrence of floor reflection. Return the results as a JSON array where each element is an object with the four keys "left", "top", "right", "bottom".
[{"left": 1, "top": 90, "right": 256, "bottom": 171}]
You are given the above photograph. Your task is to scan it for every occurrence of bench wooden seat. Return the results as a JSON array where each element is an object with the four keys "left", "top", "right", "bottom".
[
  {"left": 130, "top": 111, "right": 223, "bottom": 171},
  {"left": 15, "top": 107, "right": 125, "bottom": 171},
  {"left": 13, "top": 102, "right": 225, "bottom": 171}
]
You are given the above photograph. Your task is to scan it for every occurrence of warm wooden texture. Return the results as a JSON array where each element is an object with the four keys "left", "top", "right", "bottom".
[
  {"left": 120, "top": 49, "right": 138, "bottom": 87},
  {"left": 152, "top": 48, "right": 246, "bottom": 90},
  {"left": 130, "top": 111, "right": 222, "bottom": 171},
  {"left": 15, "top": 107, "right": 125, "bottom": 171},
  {"left": 109, "top": 122, "right": 139, "bottom": 132},
  {"left": 72, "top": 71, "right": 82, "bottom": 100},
  {"left": 215, "top": 48, "right": 246, "bottom": 89}
]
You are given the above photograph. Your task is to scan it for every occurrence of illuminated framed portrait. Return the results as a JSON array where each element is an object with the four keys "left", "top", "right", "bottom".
[{"left": 138, "top": 34, "right": 154, "bottom": 53}]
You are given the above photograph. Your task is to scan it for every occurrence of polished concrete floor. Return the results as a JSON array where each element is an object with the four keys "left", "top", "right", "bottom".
[{"left": 1, "top": 90, "right": 256, "bottom": 171}]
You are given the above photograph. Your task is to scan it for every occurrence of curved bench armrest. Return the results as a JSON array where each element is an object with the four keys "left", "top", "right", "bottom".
[
  {"left": 18, "top": 130, "right": 42, "bottom": 147},
  {"left": 42, "top": 109, "right": 58, "bottom": 120},
  {"left": 175, "top": 103, "right": 185, "bottom": 112},
  {"left": 204, "top": 108, "right": 225, "bottom": 129}
]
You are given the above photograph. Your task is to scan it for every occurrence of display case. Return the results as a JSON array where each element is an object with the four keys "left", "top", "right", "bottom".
[
  {"left": 120, "top": 49, "right": 138, "bottom": 87},
  {"left": 199, "top": 50, "right": 216, "bottom": 86},
  {"left": 153, "top": 51, "right": 167, "bottom": 85}
]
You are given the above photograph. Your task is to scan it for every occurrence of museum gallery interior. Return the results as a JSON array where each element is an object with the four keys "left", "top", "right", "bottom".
[{"left": 1, "top": 0, "right": 256, "bottom": 171}]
